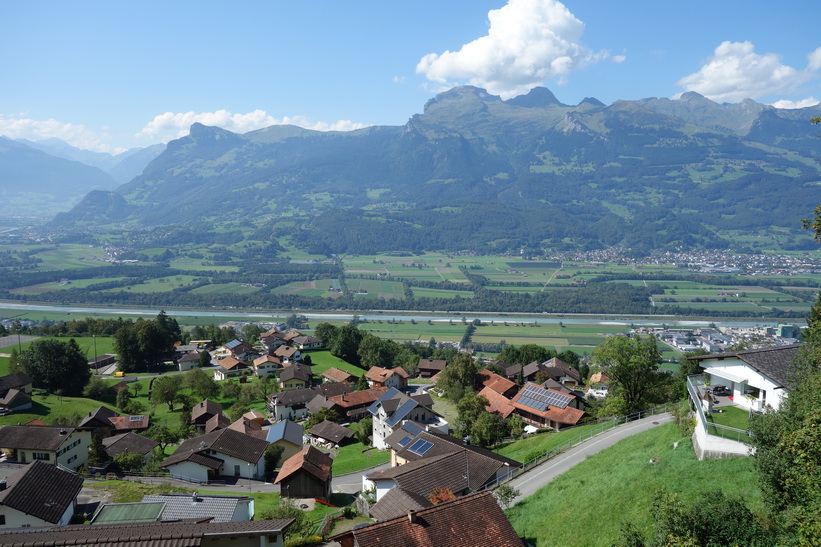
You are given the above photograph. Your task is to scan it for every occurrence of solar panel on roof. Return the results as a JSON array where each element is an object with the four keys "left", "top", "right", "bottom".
[
  {"left": 398, "top": 436, "right": 413, "bottom": 447},
  {"left": 518, "top": 384, "right": 570, "bottom": 410},
  {"left": 408, "top": 439, "right": 434, "bottom": 455}
]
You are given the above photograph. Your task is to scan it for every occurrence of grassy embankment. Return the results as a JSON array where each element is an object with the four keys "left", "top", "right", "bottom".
[{"left": 506, "top": 423, "right": 761, "bottom": 546}]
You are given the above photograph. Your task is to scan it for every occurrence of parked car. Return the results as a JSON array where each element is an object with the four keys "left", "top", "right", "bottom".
[{"left": 712, "top": 385, "right": 731, "bottom": 396}]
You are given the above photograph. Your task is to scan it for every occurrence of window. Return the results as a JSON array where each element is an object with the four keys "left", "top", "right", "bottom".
[
  {"left": 67, "top": 455, "right": 77, "bottom": 464},
  {"left": 33, "top": 452, "right": 50, "bottom": 461},
  {"left": 0, "top": 515, "right": 5, "bottom": 525}
]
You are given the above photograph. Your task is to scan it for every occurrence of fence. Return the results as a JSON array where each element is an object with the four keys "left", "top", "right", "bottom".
[
  {"left": 480, "top": 403, "right": 675, "bottom": 492},
  {"left": 686, "top": 375, "right": 750, "bottom": 444}
]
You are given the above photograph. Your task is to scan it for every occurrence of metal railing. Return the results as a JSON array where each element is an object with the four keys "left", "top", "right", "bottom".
[
  {"left": 686, "top": 375, "right": 751, "bottom": 444},
  {"left": 480, "top": 403, "right": 675, "bottom": 492}
]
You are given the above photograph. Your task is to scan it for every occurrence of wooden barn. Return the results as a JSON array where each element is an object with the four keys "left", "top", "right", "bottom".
[{"left": 274, "top": 446, "right": 332, "bottom": 501}]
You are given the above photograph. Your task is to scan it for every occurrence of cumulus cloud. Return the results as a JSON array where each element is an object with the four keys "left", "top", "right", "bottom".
[
  {"left": 676, "top": 41, "right": 820, "bottom": 103},
  {"left": 0, "top": 114, "right": 113, "bottom": 152},
  {"left": 771, "top": 97, "right": 820, "bottom": 109},
  {"left": 416, "top": 0, "right": 610, "bottom": 99},
  {"left": 136, "top": 109, "right": 370, "bottom": 143}
]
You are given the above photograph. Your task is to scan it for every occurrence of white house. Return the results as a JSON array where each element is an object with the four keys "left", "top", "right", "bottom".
[
  {"left": 0, "top": 460, "right": 84, "bottom": 528},
  {"left": 691, "top": 344, "right": 800, "bottom": 412},
  {"left": 367, "top": 387, "right": 447, "bottom": 450},
  {"left": 0, "top": 425, "right": 91, "bottom": 470},
  {"left": 160, "top": 429, "right": 269, "bottom": 483}
]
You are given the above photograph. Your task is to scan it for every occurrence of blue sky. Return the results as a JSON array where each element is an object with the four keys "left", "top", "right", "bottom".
[{"left": 2, "top": 0, "right": 819, "bottom": 153}]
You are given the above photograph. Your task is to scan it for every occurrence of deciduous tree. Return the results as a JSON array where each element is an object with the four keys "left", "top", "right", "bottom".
[{"left": 22, "top": 338, "right": 90, "bottom": 396}]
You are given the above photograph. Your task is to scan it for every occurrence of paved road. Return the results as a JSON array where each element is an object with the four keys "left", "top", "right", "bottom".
[{"left": 509, "top": 413, "right": 673, "bottom": 503}]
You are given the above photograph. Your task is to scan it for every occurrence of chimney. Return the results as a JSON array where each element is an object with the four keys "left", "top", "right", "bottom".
[
  {"left": 0, "top": 480, "right": 6, "bottom": 491},
  {"left": 407, "top": 510, "right": 416, "bottom": 524},
  {"left": 192, "top": 491, "right": 198, "bottom": 503}
]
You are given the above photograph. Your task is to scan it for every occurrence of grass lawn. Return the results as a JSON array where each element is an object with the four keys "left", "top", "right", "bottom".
[
  {"left": 304, "top": 350, "right": 367, "bottom": 378},
  {"left": 506, "top": 423, "right": 762, "bottom": 546},
  {"left": 332, "top": 439, "right": 390, "bottom": 476},
  {"left": 494, "top": 420, "right": 620, "bottom": 463},
  {"left": 707, "top": 406, "right": 751, "bottom": 430}
]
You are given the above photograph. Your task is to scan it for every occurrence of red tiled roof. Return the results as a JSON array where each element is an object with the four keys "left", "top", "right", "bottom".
[
  {"left": 510, "top": 383, "right": 585, "bottom": 426},
  {"left": 478, "top": 386, "right": 516, "bottom": 419},
  {"left": 332, "top": 491, "right": 522, "bottom": 546},
  {"left": 477, "top": 369, "right": 517, "bottom": 395},
  {"left": 366, "top": 366, "right": 408, "bottom": 382},
  {"left": 330, "top": 387, "right": 389, "bottom": 408},
  {"left": 218, "top": 356, "right": 248, "bottom": 370}
]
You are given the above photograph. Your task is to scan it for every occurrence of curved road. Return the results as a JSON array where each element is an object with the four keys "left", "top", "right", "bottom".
[{"left": 508, "top": 412, "right": 673, "bottom": 503}]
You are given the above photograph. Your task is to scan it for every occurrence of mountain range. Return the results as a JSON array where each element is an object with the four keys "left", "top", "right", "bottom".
[{"left": 16, "top": 86, "right": 821, "bottom": 252}]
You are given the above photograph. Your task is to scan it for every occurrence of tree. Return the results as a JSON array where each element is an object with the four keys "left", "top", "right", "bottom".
[
  {"left": 802, "top": 204, "right": 821, "bottom": 242},
  {"left": 114, "top": 451, "right": 146, "bottom": 472},
  {"left": 313, "top": 323, "right": 339, "bottom": 349},
  {"left": 331, "top": 325, "right": 364, "bottom": 365},
  {"left": 115, "top": 387, "right": 132, "bottom": 410},
  {"left": 183, "top": 368, "right": 220, "bottom": 400},
  {"left": 507, "top": 414, "right": 525, "bottom": 439},
  {"left": 83, "top": 376, "right": 110, "bottom": 400},
  {"left": 356, "top": 374, "right": 369, "bottom": 391},
  {"left": 21, "top": 338, "right": 90, "bottom": 396},
  {"left": 150, "top": 375, "right": 182, "bottom": 410},
  {"left": 88, "top": 436, "right": 109, "bottom": 467},
  {"left": 470, "top": 411, "right": 507, "bottom": 448},
  {"left": 304, "top": 407, "right": 341, "bottom": 431},
  {"left": 144, "top": 423, "right": 180, "bottom": 451},
  {"left": 438, "top": 353, "right": 478, "bottom": 402},
  {"left": 198, "top": 350, "right": 212, "bottom": 368},
  {"left": 356, "top": 417, "right": 373, "bottom": 446},
  {"left": 428, "top": 487, "right": 457, "bottom": 505},
  {"left": 264, "top": 444, "right": 285, "bottom": 480},
  {"left": 494, "top": 483, "right": 521, "bottom": 510},
  {"left": 241, "top": 323, "right": 264, "bottom": 343},
  {"left": 592, "top": 335, "right": 662, "bottom": 414},
  {"left": 455, "top": 393, "right": 489, "bottom": 440}
]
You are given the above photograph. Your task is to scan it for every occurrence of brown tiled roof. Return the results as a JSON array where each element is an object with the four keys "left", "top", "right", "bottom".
[
  {"left": 589, "top": 371, "right": 611, "bottom": 385},
  {"left": 478, "top": 386, "right": 516, "bottom": 419},
  {"left": 0, "top": 519, "right": 294, "bottom": 546},
  {"left": 691, "top": 344, "right": 801, "bottom": 388},
  {"left": 0, "top": 425, "right": 82, "bottom": 451},
  {"left": 332, "top": 491, "right": 522, "bottom": 547},
  {"left": 79, "top": 406, "right": 119, "bottom": 428},
  {"left": 0, "top": 372, "right": 32, "bottom": 393},
  {"left": 309, "top": 420, "right": 354, "bottom": 444},
  {"left": 368, "top": 451, "right": 468, "bottom": 495},
  {"left": 274, "top": 345, "right": 299, "bottom": 358},
  {"left": 330, "top": 387, "right": 389, "bottom": 409},
  {"left": 161, "top": 428, "right": 269, "bottom": 467},
  {"left": 365, "top": 366, "right": 408, "bottom": 382},
  {"left": 478, "top": 369, "right": 518, "bottom": 396},
  {"left": 0, "top": 460, "right": 83, "bottom": 524},
  {"left": 217, "top": 356, "right": 248, "bottom": 370},
  {"left": 322, "top": 367, "right": 358, "bottom": 383},
  {"left": 108, "top": 414, "right": 150, "bottom": 431},
  {"left": 542, "top": 357, "right": 581, "bottom": 383},
  {"left": 205, "top": 413, "right": 231, "bottom": 433},
  {"left": 317, "top": 381, "right": 351, "bottom": 398},
  {"left": 275, "top": 445, "right": 332, "bottom": 484},
  {"left": 280, "top": 362, "right": 312, "bottom": 383},
  {"left": 102, "top": 432, "right": 159, "bottom": 458},
  {"left": 191, "top": 399, "right": 222, "bottom": 423},
  {"left": 417, "top": 359, "right": 447, "bottom": 372},
  {"left": 253, "top": 355, "right": 282, "bottom": 367},
  {"left": 368, "top": 486, "right": 432, "bottom": 521}
]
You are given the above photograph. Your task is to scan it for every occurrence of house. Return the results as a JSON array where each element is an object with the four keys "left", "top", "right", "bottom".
[
  {"left": 107, "top": 414, "right": 151, "bottom": 434},
  {"left": 143, "top": 493, "right": 254, "bottom": 522},
  {"left": 268, "top": 387, "right": 319, "bottom": 422},
  {"left": 0, "top": 519, "right": 294, "bottom": 547},
  {"left": 322, "top": 367, "right": 359, "bottom": 385},
  {"left": 0, "top": 425, "right": 91, "bottom": 470},
  {"left": 368, "top": 387, "right": 448, "bottom": 450},
  {"left": 275, "top": 445, "right": 333, "bottom": 501},
  {"left": 214, "top": 356, "right": 249, "bottom": 381},
  {"left": 161, "top": 428, "right": 269, "bottom": 483},
  {"left": 365, "top": 366, "right": 409, "bottom": 390},
  {"left": 78, "top": 406, "right": 120, "bottom": 438},
  {"left": 0, "top": 373, "right": 32, "bottom": 412},
  {"left": 177, "top": 351, "right": 202, "bottom": 371},
  {"left": 101, "top": 432, "right": 159, "bottom": 460},
  {"left": 0, "top": 460, "right": 84, "bottom": 528},
  {"left": 478, "top": 386, "right": 516, "bottom": 419},
  {"left": 331, "top": 491, "right": 522, "bottom": 546},
  {"left": 510, "top": 382, "right": 585, "bottom": 430},
  {"left": 328, "top": 387, "right": 389, "bottom": 421},
  {"left": 477, "top": 369, "right": 519, "bottom": 398},
  {"left": 309, "top": 420, "right": 355, "bottom": 449},
  {"left": 227, "top": 417, "right": 266, "bottom": 440},
  {"left": 690, "top": 344, "right": 801, "bottom": 412},
  {"left": 540, "top": 357, "right": 581, "bottom": 386},
  {"left": 253, "top": 355, "right": 283, "bottom": 378},
  {"left": 222, "top": 339, "right": 257, "bottom": 361},
  {"left": 273, "top": 345, "right": 302, "bottom": 364},
  {"left": 279, "top": 362, "right": 312, "bottom": 391},
  {"left": 205, "top": 412, "right": 232, "bottom": 433},
  {"left": 191, "top": 399, "right": 225, "bottom": 430},
  {"left": 291, "top": 335, "right": 322, "bottom": 350},
  {"left": 417, "top": 359, "right": 447, "bottom": 379},
  {"left": 260, "top": 331, "right": 289, "bottom": 353},
  {"left": 243, "top": 410, "right": 267, "bottom": 425},
  {"left": 504, "top": 361, "right": 542, "bottom": 382},
  {"left": 265, "top": 419, "right": 304, "bottom": 462}
]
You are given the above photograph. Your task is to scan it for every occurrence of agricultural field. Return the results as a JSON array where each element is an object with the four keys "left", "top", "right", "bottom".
[
  {"left": 270, "top": 280, "right": 340, "bottom": 298},
  {"left": 102, "top": 275, "right": 203, "bottom": 294},
  {"left": 30, "top": 244, "right": 111, "bottom": 271},
  {"left": 10, "top": 277, "right": 126, "bottom": 295}
]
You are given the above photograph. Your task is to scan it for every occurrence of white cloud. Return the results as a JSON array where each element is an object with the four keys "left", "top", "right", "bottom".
[
  {"left": 676, "top": 41, "right": 819, "bottom": 103},
  {"left": 771, "top": 97, "right": 820, "bottom": 109},
  {"left": 136, "top": 109, "right": 370, "bottom": 143},
  {"left": 416, "top": 0, "right": 609, "bottom": 99},
  {"left": 0, "top": 114, "right": 112, "bottom": 152}
]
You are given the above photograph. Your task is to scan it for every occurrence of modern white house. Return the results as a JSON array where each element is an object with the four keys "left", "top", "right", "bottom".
[
  {"left": 367, "top": 388, "right": 448, "bottom": 450},
  {"left": 690, "top": 344, "right": 800, "bottom": 412}
]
